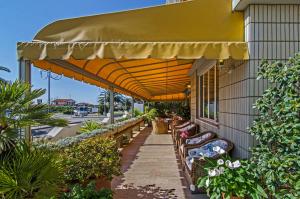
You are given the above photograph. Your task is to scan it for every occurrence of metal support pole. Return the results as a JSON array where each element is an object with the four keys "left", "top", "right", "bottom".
[
  {"left": 19, "top": 59, "right": 32, "bottom": 143},
  {"left": 109, "top": 88, "right": 114, "bottom": 124},
  {"left": 48, "top": 71, "right": 51, "bottom": 112},
  {"left": 104, "top": 91, "right": 107, "bottom": 116},
  {"left": 142, "top": 100, "right": 145, "bottom": 113},
  {"left": 131, "top": 97, "right": 134, "bottom": 118}
]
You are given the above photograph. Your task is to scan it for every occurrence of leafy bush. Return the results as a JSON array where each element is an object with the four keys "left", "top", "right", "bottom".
[
  {"left": 80, "top": 120, "right": 103, "bottom": 133},
  {"left": 134, "top": 108, "right": 142, "bottom": 117},
  {"left": 60, "top": 181, "right": 113, "bottom": 199},
  {"left": 59, "top": 136, "right": 121, "bottom": 183},
  {"left": 50, "top": 106, "right": 73, "bottom": 114},
  {"left": 147, "top": 101, "right": 190, "bottom": 119},
  {"left": 249, "top": 54, "right": 300, "bottom": 198},
  {"left": 0, "top": 142, "right": 63, "bottom": 199},
  {"left": 144, "top": 108, "right": 158, "bottom": 124},
  {"left": 197, "top": 147, "right": 267, "bottom": 199}
]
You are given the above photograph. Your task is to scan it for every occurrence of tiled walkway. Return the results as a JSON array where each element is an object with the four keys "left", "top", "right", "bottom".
[{"left": 112, "top": 127, "right": 208, "bottom": 199}]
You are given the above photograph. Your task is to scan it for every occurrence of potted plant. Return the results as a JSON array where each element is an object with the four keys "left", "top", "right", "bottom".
[
  {"left": 59, "top": 136, "right": 121, "bottom": 190},
  {"left": 144, "top": 108, "right": 158, "bottom": 127},
  {"left": 197, "top": 147, "right": 267, "bottom": 199}
]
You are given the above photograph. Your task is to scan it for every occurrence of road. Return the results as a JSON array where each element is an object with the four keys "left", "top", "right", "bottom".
[{"left": 32, "top": 113, "right": 124, "bottom": 138}]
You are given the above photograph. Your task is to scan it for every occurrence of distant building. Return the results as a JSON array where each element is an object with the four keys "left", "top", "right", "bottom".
[{"left": 52, "top": 99, "right": 76, "bottom": 106}]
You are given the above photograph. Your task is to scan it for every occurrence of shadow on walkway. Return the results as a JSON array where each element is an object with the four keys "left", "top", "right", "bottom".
[{"left": 112, "top": 127, "right": 207, "bottom": 199}]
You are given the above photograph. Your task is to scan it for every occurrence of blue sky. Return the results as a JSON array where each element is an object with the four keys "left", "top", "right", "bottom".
[{"left": 0, "top": 0, "right": 164, "bottom": 104}]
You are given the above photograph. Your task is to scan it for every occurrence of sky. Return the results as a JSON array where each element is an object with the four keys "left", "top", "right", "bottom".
[{"left": 0, "top": 0, "right": 165, "bottom": 104}]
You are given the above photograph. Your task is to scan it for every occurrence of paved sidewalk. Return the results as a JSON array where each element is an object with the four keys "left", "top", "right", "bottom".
[{"left": 112, "top": 127, "right": 208, "bottom": 199}]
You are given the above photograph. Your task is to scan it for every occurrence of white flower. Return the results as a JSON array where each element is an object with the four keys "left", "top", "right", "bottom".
[
  {"left": 208, "top": 169, "right": 217, "bottom": 177},
  {"left": 190, "top": 184, "right": 196, "bottom": 191},
  {"left": 232, "top": 160, "right": 241, "bottom": 168},
  {"left": 190, "top": 158, "right": 195, "bottom": 163},
  {"left": 219, "top": 148, "right": 225, "bottom": 154},
  {"left": 219, "top": 167, "right": 225, "bottom": 174},
  {"left": 205, "top": 178, "right": 210, "bottom": 187},
  {"left": 225, "top": 160, "right": 233, "bottom": 168},
  {"left": 215, "top": 169, "right": 221, "bottom": 176},
  {"left": 213, "top": 146, "right": 221, "bottom": 152},
  {"left": 199, "top": 156, "right": 205, "bottom": 160},
  {"left": 217, "top": 159, "right": 224, "bottom": 165}
]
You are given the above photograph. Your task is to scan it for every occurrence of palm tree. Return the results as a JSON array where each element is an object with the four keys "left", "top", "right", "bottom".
[
  {"left": 98, "top": 89, "right": 126, "bottom": 114},
  {"left": 0, "top": 80, "right": 67, "bottom": 154},
  {"left": 0, "top": 65, "right": 11, "bottom": 82}
]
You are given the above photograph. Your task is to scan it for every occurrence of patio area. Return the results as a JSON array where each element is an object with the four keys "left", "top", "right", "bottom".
[{"left": 112, "top": 127, "right": 208, "bottom": 199}]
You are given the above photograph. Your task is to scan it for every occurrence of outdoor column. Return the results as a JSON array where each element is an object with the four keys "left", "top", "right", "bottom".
[
  {"left": 131, "top": 97, "right": 134, "bottom": 118},
  {"left": 18, "top": 59, "right": 32, "bottom": 143},
  {"left": 109, "top": 88, "right": 114, "bottom": 124},
  {"left": 142, "top": 100, "right": 145, "bottom": 113}
]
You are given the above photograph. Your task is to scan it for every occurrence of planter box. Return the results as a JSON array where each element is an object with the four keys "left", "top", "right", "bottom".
[{"left": 95, "top": 177, "right": 111, "bottom": 190}]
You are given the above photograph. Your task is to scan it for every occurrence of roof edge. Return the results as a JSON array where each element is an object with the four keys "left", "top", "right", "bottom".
[{"left": 233, "top": 0, "right": 300, "bottom": 11}]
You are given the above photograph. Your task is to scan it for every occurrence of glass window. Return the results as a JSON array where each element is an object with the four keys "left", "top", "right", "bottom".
[{"left": 198, "top": 65, "right": 219, "bottom": 122}]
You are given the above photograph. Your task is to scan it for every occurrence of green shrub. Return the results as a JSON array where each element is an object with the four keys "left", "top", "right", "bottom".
[
  {"left": 80, "top": 120, "right": 103, "bottom": 133},
  {"left": 59, "top": 136, "right": 121, "bottom": 183},
  {"left": 0, "top": 142, "right": 63, "bottom": 199},
  {"left": 134, "top": 108, "right": 142, "bottom": 117},
  {"left": 249, "top": 54, "right": 300, "bottom": 198},
  {"left": 144, "top": 108, "right": 158, "bottom": 124},
  {"left": 60, "top": 181, "right": 113, "bottom": 199}
]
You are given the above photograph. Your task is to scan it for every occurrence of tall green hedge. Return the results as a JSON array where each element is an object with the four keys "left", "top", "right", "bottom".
[{"left": 250, "top": 53, "right": 300, "bottom": 198}]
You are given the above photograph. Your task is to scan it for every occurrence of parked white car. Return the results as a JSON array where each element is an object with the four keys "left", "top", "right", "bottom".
[{"left": 74, "top": 106, "right": 88, "bottom": 117}]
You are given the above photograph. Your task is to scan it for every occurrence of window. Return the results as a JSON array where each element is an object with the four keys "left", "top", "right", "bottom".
[{"left": 198, "top": 65, "right": 219, "bottom": 122}]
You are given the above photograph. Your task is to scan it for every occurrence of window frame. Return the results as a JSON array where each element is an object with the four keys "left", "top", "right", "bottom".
[{"left": 197, "top": 65, "right": 219, "bottom": 126}]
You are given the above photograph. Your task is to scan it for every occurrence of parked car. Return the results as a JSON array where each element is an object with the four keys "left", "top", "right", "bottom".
[{"left": 74, "top": 106, "right": 88, "bottom": 117}]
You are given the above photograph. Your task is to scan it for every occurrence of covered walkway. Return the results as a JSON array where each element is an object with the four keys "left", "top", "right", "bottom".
[{"left": 112, "top": 127, "right": 208, "bottom": 199}]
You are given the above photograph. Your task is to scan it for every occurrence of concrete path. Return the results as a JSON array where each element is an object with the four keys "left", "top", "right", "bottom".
[{"left": 112, "top": 127, "right": 208, "bottom": 199}]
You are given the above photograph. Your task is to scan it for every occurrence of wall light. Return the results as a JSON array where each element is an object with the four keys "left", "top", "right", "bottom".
[{"left": 219, "top": 59, "right": 224, "bottom": 68}]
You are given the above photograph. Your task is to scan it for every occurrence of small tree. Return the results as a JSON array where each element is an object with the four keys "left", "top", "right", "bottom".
[
  {"left": 249, "top": 54, "right": 300, "bottom": 198},
  {"left": 0, "top": 81, "right": 67, "bottom": 154}
]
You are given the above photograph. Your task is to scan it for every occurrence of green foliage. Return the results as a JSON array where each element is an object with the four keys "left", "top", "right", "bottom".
[
  {"left": 249, "top": 54, "right": 300, "bottom": 198},
  {"left": 59, "top": 136, "right": 121, "bottom": 182},
  {"left": 197, "top": 154, "right": 267, "bottom": 199},
  {"left": 0, "top": 142, "right": 63, "bottom": 199},
  {"left": 134, "top": 108, "right": 142, "bottom": 117},
  {"left": 50, "top": 106, "right": 73, "bottom": 114},
  {"left": 147, "top": 101, "right": 190, "bottom": 119},
  {"left": 80, "top": 120, "right": 103, "bottom": 133},
  {"left": 144, "top": 108, "right": 158, "bottom": 124},
  {"left": 60, "top": 181, "right": 113, "bottom": 199},
  {"left": 0, "top": 81, "right": 67, "bottom": 154}
]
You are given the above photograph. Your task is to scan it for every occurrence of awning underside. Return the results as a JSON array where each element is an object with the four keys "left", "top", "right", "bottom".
[
  {"left": 33, "top": 58, "right": 193, "bottom": 101},
  {"left": 17, "top": 0, "right": 249, "bottom": 101}
]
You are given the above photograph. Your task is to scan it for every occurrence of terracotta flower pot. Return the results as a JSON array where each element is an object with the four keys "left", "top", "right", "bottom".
[{"left": 95, "top": 177, "right": 111, "bottom": 190}]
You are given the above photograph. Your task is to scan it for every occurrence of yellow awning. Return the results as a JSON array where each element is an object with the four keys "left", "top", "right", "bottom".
[{"left": 17, "top": 0, "right": 248, "bottom": 101}]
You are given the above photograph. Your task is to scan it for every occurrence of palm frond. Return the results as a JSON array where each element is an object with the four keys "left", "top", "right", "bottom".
[
  {"left": 0, "top": 66, "right": 10, "bottom": 73},
  {"left": 0, "top": 142, "right": 63, "bottom": 198}
]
